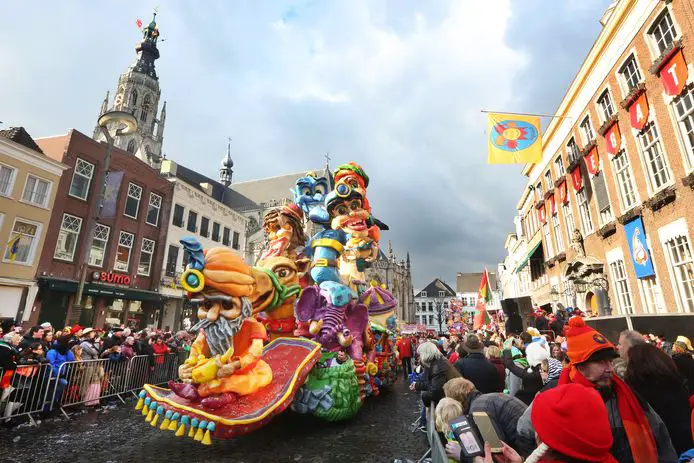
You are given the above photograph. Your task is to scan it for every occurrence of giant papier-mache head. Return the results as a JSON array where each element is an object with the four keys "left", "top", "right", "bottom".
[
  {"left": 326, "top": 181, "right": 370, "bottom": 235},
  {"left": 292, "top": 172, "right": 330, "bottom": 223}
]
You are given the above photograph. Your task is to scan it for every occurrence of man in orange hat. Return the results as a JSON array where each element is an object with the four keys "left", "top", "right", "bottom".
[{"left": 516, "top": 316, "right": 676, "bottom": 462}]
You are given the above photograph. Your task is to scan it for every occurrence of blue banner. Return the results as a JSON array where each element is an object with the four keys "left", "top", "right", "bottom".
[
  {"left": 624, "top": 216, "right": 655, "bottom": 278},
  {"left": 100, "top": 171, "right": 124, "bottom": 219}
]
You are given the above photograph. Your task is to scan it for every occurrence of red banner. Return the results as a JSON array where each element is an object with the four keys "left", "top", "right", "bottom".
[
  {"left": 605, "top": 123, "right": 621, "bottom": 156},
  {"left": 661, "top": 49, "right": 688, "bottom": 97},
  {"left": 585, "top": 147, "right": 600, "bottom": 176},
  {"left": 629, "top": 92, "right": 649, "bottom": 131},
  {"left": 570, "top": 167, "right": 582, "bottom": 191},
  {"left": 558, "top": 179, "right": 568, "bottom": 204},
  {"left": 548, "top": 193, "right": 556, "bottom": 215},
  {"left": 537, "top": 203, "right": 547, "bottom": 224}
]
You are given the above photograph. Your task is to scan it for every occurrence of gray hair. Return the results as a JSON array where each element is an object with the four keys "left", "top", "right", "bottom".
[
  {"left": 417, "top": 341, "right": 443, "bottom": 366},
  {"left": 619, "top": 330, "right": 645, "bottom": 349}
]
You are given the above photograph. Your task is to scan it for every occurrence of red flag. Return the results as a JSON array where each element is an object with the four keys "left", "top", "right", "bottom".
[
  {"left": 585, "top": 147, "right": 600, "bottom": 176},
  {"left": 136, "top": 18, "right": 143, "bottom": 29},
  {"left": 537, "top": 204, "right": 547, "bottom": 224},
  {"left": 548, "top": 193, "right": 556, "bottom": 215},
  {"left": 473, "top": 269, "right": 492, "bottom": 330},
  {"left": 570, "top": 167, "right": 582, "bottom": 191},
  {"left": 605, "top": 123, "right": 621, "bottom": 156},
  {"left": 661, "top": 50, "right": 688, "bottom": 97},
  {"left": 557, "top": 179, "right": 568, "bottom": 204},
  {"left": 629, "top": 92, "right": 649, "bottom": 131}
]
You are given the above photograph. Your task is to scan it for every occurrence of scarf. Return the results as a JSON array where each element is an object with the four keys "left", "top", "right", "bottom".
[{"left": 559, "top": 366, "right": 657, "bottom": 463}]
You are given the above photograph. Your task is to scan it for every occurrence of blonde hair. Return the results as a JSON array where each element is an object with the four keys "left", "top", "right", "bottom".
[
  {"left": 417, "top": 341, "right": 443, "bottom": 366},
  {"left": 486, "top": 345, "right": 501, "bottom": 359},
  {"left": 443, "top": 378, "right": 476, "bottom": 409},
  {"left": 435, "top": 398, "right": 463, "bottom": 435}
]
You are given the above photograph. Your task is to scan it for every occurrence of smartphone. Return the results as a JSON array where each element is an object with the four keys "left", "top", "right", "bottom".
[
  {"left": 449, "top": 415, "right": 484, "bottom": 458},
  {"left": 472, "top": 411, "right": 503, "bottom": 453}
]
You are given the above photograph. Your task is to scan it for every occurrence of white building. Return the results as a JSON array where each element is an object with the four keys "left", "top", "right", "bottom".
[{"left": 414, "top": 278, "right": 457, "bottom": 334}]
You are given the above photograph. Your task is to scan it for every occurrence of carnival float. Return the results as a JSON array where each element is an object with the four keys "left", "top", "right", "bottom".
[{"left": 135, "top": 162, "right": 400, "bottom": 444}]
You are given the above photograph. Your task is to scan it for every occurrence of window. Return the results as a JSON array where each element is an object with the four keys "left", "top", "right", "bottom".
[
  {"left": 131, "top": 89, "right": 138, "bottom": 107},
  {"left": 4, "top": 220, "right": 39, "bottom": 264},
  {"left": 619, "top": 55, "right": 643, "bottom": 93},
  {"left": 638, "top": 276, "right": 665, "bottom": 314},
  {"left": 552, "top": 213, "right": 564, "bottom": 252},
  {"left": 137, "top": 238, "right": 155, "bottom": 276},
  {"left": 580, "top": 116, "right": 595, "bottom": 146},
  {"left": 543, "top": 222, "right": 554, "bottom": 257},
  {"left": 597, "top": 90, "right": 615, "bottom": 123},
  {"left": 223, "top": 227, "right": 231, "bottom": 246},
  {"left": 592, "top": 173, "right": 614, "bottom": 226},
  {"left": 554, "top": 156, "right": 565, "bottom": 178},
  {"left": 200, "top": 217, "right": 210, "bottom": 237},
  {"left": 126, "top": 139, "right": 136, "bottom": 154},
  {"left": 187, "top": 211, "right": 198, "bottom": 233},
  {"left": 567, "top": 138, "right": 580, "bottom": 163},
  {"left": 141, "top": 95, "right": 151, "bottom": 122},
  {"left": 664, "top": 235, "right": 694, "bottom": 312},
  {"left": 636, "top": 122, "right": 672, "bottom": 192},
  {"left": 172, "top": 204, "right": 184, "bottom": 227},
  {"left": 22, "top": 175, "right": 50, "bottom": 207},
  {"left": 535, "top": 182, "right": 543, "bottom": 200},
  {"left": 124, "top": 183, "right": 142, "bottom": 218},
  {"left": 232, "top": 231, "right": 240, "bottom": 250},
  {"left": 671, "top": 85, "right": 694, "bottom": 171},
  {"left": 165, "top": 245, "right": 179, "bottom": 277},
  {"left": 212, "top": 222, "right": 221, "bottom": 242},
  {"left": 438, "top": 291, "right": 445, "bottom": 297},
  {"left": 576, "top": 188, "right": 594, "bottom": 235},
  {"left": 146, "top": 193, "right": 161, "bottom": 226},
  {"left": 54, "top": 214, "right": 82, "bottom": 262},
  {"left": 612, "top": 151, "right": 638, "bottom": 211},
  {"left": 69, "top": 158, "right": 94, "bottom": 200},
  {"left": 609, "top": 259, "right": 634, "bottom": 314},
  {"left": 88, "top": 224, "right": 110, "bottom": 267},
  {"left": 0, "top": 164, "right": 15, "bottom": 196},
  {"left": 114, "top": 231, "right": 134, "bottom": 272},
  {"left": 421, "top": 291, "right": 427, "bottom": 297},
  {"left": 649, "top": 9, "right": 677, "bottom": 55},
  {"left": 544, "top": 170, "right": 552, "bottom": 190}
]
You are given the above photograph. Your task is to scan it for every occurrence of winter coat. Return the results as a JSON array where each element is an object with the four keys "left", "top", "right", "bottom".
[
  {"left": 539, "top": 358, "right": 563, "bottom": 392},
  {"left": 490, "top": 357, "right": 506, "bottom": 392},
  {"left": 549, "top": 318, "right": 564, "bottom": 337},
  {"left": 503, "top": 350, "right": 543, "bottom": 405},
  {"left": 120, "top": 344, "right": 135, "bottom": 360},
  {"left": 464, "top": 390, "right": 527, "bottom": 452},
  {"left": 152, "top": 342, "right": 170, "bottom": 364},
  {"left": 535, "top": 316, "right": 548, "bottom": 333},
  {"left": 46, "top": 348, "right": 75, "bottom": 377},
  {"left": 79, "top": 340, "right": 100, "bottom": 361},
  {"left": 414, "top": 357, "right": 461, "bottom": 407},
  {"left": 102, "top": 334, "right": 123, "bottom": 351},
  {"left": 454, "top": 353, "right": 503, "bottom": 393},
  {"left": 0, "top": 341, "right": 19, "bottom": 370},
  {"left": 673, "top": 352, "right": 694, "bottom": 396}
]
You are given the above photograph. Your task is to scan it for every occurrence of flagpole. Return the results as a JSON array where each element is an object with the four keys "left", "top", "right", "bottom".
[{"left": 481, "top": 109, "right": 572, "bottom": 120}]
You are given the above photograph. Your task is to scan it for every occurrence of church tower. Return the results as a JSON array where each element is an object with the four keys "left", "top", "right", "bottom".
[{"left": 94, "top": 12, "right": 166, "bottom": 169}]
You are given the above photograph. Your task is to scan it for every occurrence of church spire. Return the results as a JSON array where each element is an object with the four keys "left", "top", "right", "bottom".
[
  {"left": 99, "top": 90, "right": 109, "bottom": 116},
  {"left": 406, "top": 251, "right": 411, "bottom": 271},
  {"left": 157, "top": 101, "right": 166, "bottom": 140},
  {"left": 220, "top": 137, "right": 234, "bottom": 187},
  {"left": 133, "top": 11, "right": 161, "bottom": 79}
]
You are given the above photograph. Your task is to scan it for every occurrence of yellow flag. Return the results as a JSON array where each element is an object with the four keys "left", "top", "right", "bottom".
[{"left": 487, "top": 113, "right": 542, "bottom": 164}]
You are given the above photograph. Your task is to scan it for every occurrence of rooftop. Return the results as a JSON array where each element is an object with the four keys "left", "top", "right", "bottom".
[{"left": 0, "top": 127, "right": 44, "bottom": 154}]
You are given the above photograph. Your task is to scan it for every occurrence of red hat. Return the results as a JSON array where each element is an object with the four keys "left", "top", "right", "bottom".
[
  {"left": 532, "top": 384, "right": 617, "bottom": 462},
  {"left": 69, "top": 324, "right": 84, "bottom": 335},
  {"left": 564, "top": 316, "right": 616, "bottom": 364}
]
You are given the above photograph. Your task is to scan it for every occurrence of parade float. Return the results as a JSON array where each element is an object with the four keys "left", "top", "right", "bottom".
[{"left": 135, "top": 162, "right": 400, "bottom": 444}]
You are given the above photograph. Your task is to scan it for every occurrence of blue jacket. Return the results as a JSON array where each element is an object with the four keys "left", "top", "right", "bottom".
[{"left": 46, "top": 349, "right": 75, "bottom": 377}]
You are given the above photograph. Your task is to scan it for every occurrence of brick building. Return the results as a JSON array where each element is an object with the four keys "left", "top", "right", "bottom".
[
  {"left": 498, "top": 0, "right": 694, "bottom": 333},
  {"left": 31, "top": 129, "right": 173, "bottom": 329}
]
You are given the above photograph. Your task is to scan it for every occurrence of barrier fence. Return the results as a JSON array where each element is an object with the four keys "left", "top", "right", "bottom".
[{"left": 0, "top": 353, "right": 180, "bottom": 424}]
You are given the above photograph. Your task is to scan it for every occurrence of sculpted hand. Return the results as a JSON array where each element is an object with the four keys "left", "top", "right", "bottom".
[
  {"left": 217, "top": 360, "right": 242, "bottom": 378},
  {"left": 178, "top": 363, "right": 194, "bottom": 382}
]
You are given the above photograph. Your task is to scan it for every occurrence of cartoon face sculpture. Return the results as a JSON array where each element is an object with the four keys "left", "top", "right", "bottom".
[
  {"left": 333, "top": 163, "right": 370, "bottom": 212},
  {"left": 292, "top": 172, "right": 330, "bottom": 225},
  {"left": 260, "top": 204, "right": 307, "bottom": 260},
  {"left": 326, "top": 183, "right": 370, "bottom": 235}
]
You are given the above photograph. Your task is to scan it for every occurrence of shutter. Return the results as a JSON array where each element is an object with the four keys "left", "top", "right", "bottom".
[{"left": 593, "top": 172, "right": 610, "bottom": 213}]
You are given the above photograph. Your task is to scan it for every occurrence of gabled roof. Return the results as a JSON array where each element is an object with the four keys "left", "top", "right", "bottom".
[
  {"left": 456, "top": 272, "right": 498, "bottom": 293},
  {"left": 173, "top": 163, "right": 259, "bottom": 211},
  {"left": 231, "top": 170, "right": 320, "bottom": 208},
  {"left": 415, "top": 278, "right": 456, "bottom": 297},
  {"left": 0, "top": 127, "right": 44, "bottom": 154}
]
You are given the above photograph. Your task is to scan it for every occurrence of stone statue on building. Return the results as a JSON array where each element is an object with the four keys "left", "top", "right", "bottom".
[{"left": 570, "top": 229, "right": 585, "bottom": 257}]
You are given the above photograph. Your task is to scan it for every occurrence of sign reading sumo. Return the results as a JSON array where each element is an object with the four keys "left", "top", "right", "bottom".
[{"left": 92, "top": 271, "right": 132, "bottom": 285}]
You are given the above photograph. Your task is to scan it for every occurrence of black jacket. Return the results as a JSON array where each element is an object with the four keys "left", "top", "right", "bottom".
[
  {"left": 0, "top": 341, "right": 18, "bottom": 370},
  {"left": 503, "top": 350, "right": 543, "bottom": 405},
  {"left": 415, "top": 357, "right": 460, "bottom": 407},
  {"left": 673, "top": 352, "right": 694, "bottom": 396},
  {"left": 454, "top": 353, "right": 503, "bottom": 393}
]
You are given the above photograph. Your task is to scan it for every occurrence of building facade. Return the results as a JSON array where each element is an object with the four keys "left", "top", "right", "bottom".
[
  {"left": 364, "top": 245, "right": 415, "bottom": 323},
  {"left": 456, "top": 271, "right": 501, "bottom": 311},
  {"left": 32, "top": 129, "right": 173, "bottom": 329},
  {"left": 414, "top": 278, "right": 457, "bottom": 334},
  {"left": 0, "top": 128, "right": 68, "bottom": 324},
  {"left": 499, "top": 0, "right": 694, "bottom": 321}
]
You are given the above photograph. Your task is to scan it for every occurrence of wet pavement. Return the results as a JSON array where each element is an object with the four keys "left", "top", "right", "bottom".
[{"left": 0, "top": 380, "right": 427, "bottom": 463}]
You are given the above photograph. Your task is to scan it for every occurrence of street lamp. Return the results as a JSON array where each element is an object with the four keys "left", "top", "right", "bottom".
[{"left": 71, "top": 111, "right": 137, "bottom": 325}]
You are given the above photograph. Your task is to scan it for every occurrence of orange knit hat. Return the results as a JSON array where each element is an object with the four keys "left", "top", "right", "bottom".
[{"left": 565, "top": 316, "right": 616, "bottom": 364}]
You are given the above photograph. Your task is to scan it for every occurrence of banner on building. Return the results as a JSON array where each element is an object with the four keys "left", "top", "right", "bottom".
[
  {"left": 487, "top": 113, "right": 542, "bottom": 164},
  {"left": 585, "top": 146, "right": 600, "bottom": 176},
  {"left": 537, "top": 203, "right": 547, "bottom": 224},
  {"left": 570, "top": 166, "right": 582, "bottom": 191},
  {"left": 548, "top": 193, "right": 556, "bottom": 215},
  {"left": 624, "top": 216, "right": 655, "bottom": 279},
  {"left": 661, "top": 49, "right": 688, "bottom": 97},
  {"left": 629, "top": 92, "right": 649, "bottom": 131},
  {"left": 100, "top": 171, "right": 125, "bottom": 219},
  {"left": 605, "top": 123, "right": 621, "bottom": 155},
  {"left": 557, "top": 179, "right": 568, "bottom": 204}
]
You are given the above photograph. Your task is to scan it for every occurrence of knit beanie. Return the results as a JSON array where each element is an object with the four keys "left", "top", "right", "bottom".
[
  {"left": 531, "top": 384, "right": 617, "bottom": 462},
  {"left": 564, "top": 316, "right": 615, "bottom": 364},
  {"left": 525, "top": 342, "right": 550, "bottom": 367}
]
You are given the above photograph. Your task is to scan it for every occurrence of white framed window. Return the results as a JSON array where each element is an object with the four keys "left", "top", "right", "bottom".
[
  {"left": 567, "top": 138, "right": 580, "bottom": 163},
  {"left": 438, "top": 290, "right": 445, "bottom": 297},
  {"left": 552, "top": 213, "right": 564, "bottom": 252},
  {"left": 88, "top": 224, "right": 110, "bottom": 267},
  {"left": 597, "top": 89, "right": 615, "bottom": 124},
  {"left": 421, "top": 291, "right": 427, "bottom": 297},
  {"left": 21, "top": 174, "right": 51, "bottom": 208},
  {"left": 137, "top": 238, "right": 155, "bottom": 276},
  {"left": 53, "top": 214, "right": 82, "bottom": 262},
  {"left": 636, "top": 121, "right": 672, "bottom": 193},
  {"left": 609, "top": 258, "right": 634, "bottom": 315},
  {"left": 114, "top": 231, "right": 134, "bottom": 272},
  {"left": 3, "top": 218, "right": 41, "bottom": 265},
  {"left": 0, "top": 164, "right": 17, "bottom": 197},
  {"left": 598, "top": 200, "right": 614, "bottom": 227},
  {"left": 638, "top": 276, "right": 666, "bottom": 314},
  {"left": 543, "top": 222, "right": 554, "bottom": 257},
  {"left": 146, "top": 193, "right": 161, "bottom": 226},
  {"left": 69, "top": 158, "right": 94, "bottom": 200},
  {"left": 554, "top": 156, "right": 565, "bottom": 178},
  {"left": 659, "top": 221, "right": 694, "bottom": 313},
  {"left": 671, "top": 84, "right": 694, "bottom": 172},
  {"left": 580, "top": 116, "right": 595, "bottom": 146},
  {"left": 544, "top": 170, "right": 553, "bottom": 190},
  {"left": 619, "top": 54, "right": 643, "bottom": 93},
  {"left": 648, "top": 8, "right": 678, "bottom": 55},
  {"left": 611, "top": 150, "right": 639, "bottom": 211},
  {"left": 576, "top": 188, "right": 594, "bottom": 235},
  {"left": 124, "top": 183, "right": 142, "bottom": 219},
  {"left": 535, "top": 182, "right": 543, "bottom": 200}
]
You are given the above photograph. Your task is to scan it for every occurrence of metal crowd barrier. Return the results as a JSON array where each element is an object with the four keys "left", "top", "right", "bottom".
[
  {"left": 417, "top": 406, "right": 447, "bottom": 463},
  {"left": 1, "top": 363, "right": 54, "bottom": 425}
]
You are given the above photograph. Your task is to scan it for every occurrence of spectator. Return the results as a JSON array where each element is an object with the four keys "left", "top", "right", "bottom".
[
  {"left": 68, "top": 325, "right": 84, "bottom": 348},
  {"left": 43, "top": 330, "right": 56, "bottom": 350},
  {"left": 485, "top": 345, "right": 506, "bottom": 393},
  {"left": 625, "top": 343, "right": 693, "bottom": 455},
  {"left": 40, "top": 322, "right": 53, "bottom": 334},
  {"left": 46, "top": 335, "right": 75, "bottom": 406},
  {"left": 18, "top": 325, "right": 44, "bottom": 351},
  {"left": 396, "top": 335, "right": 413, "bottom": 379},
  {"left": 0, "top": 332, "right": 21, "bottom": 404},
  {"left": 534, "top": 309, "right": 549, "bottom": 333},
  {"left": 18, "top": 342, "right": 47, "bottom": 365},
  {"left": 447, "top": 341, "right": 459, "bottom": 364},
  {"left": 103, "top": 327, "right": 125, "bottom": 350},
  {"left": 503, "top": 342, "right": 547, "bottom": 405},
  {"left": 539, "top": 356, "right": 563, "bottom": 392},
  {"left": 410, "top": 341, "right": 460, "bottom": 407},
  {"left": 79, "top": 328, "right": 100, "bottom": 361},
  {"left": 71, "top": 344, "right": 82, "bottom": 362},
  {"left": 435, "top": 397, "right": 463, "bottom": 453},
  {"left": 454, "top": 334, "right": 501, "bottom": 393},
  {"left": 672, "top": 336, "right": 694, "bottom": 397},
  {"left": 548, "top": 314, "right": 564, "bottom": 338},
  {"left": 651, "top": 330, "right": 673, "bottom": 356},
  {"left": 120, "top": 336, "right": 136, "bottom": 360}
]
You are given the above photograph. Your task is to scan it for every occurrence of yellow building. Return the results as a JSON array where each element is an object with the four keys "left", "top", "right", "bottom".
[{"left": 0, "top": 128, "right": 68, "bottom": 324}]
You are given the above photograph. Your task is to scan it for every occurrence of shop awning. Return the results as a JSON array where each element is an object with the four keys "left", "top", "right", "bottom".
[
  {"left": 515, "top": 239, "right": 542, "bottom": 274},
  {"left": 40, "top": 278, "right": 162, "bottom": 302}
]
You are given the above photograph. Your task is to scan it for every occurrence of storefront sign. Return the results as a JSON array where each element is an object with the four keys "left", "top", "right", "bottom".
[
  {"left": 584, "top": 146, "right": 600, "bottom": 176},
  {"left": 100, "top": 171, "right": 125, "bottom": 219},
  {"left": 624, "top": 217, "right": 655, "bottom": 279},
  {"left": 661, "top": 49, "right": 688, "bottom": 97},
  {"left": 92, "top": 271, "right": 132, "bottom": 286},
  {"left": 629, "top": 93, "right": 649, "bottom": 131},
  {"left": 557, "top": 180, "right": 568, "bottom": 204},
  {"left": 537, "top": 203, "right": 547, "bottom": 224},
  {"left": 570, "top": 167, "right": 582, "bottom": 192},
  {"left": 605, "top": 123, "right": 621, "bottom": 156}
]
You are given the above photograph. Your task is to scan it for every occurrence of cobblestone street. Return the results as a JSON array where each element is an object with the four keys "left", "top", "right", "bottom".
[{"left": 0, "top": 381, "right": 427, "bottom": 463}]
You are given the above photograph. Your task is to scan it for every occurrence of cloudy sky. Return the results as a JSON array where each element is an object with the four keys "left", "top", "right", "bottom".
[{"left": 0, "top": 0, "right": 609, "bottom": 288}]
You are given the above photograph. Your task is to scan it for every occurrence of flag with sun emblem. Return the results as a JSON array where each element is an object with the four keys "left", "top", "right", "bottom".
[{"left": 487, "top": 113, "right": 542, "bottom": 164}]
